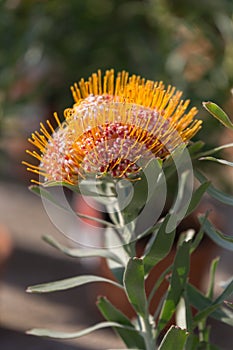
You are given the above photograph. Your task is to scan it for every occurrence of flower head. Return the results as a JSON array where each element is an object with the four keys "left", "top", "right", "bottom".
[{"left": 23, "top": 69, "right": 202, "bottom": 185}]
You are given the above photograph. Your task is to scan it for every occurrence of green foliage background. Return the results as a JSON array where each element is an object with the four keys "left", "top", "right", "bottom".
[
  {"left": 1, "top": 0, "right": 233, "bottom": 179},
  {"left": 1, "top": 0, "right": 233, "bottom": 110}
]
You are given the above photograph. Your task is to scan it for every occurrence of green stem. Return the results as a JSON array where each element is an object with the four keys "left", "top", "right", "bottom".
[{"left": 139, "top": 314, "right": 156, "bottom": 350}]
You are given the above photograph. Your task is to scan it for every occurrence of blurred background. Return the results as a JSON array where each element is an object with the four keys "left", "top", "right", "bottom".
[{"left": 0, "top": 0, "right": 233, "bottom": 349}]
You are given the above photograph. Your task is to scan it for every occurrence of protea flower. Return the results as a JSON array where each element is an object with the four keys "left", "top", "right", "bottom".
[{"left": 23, "top": 69, "right": 202, "bottom": 185}]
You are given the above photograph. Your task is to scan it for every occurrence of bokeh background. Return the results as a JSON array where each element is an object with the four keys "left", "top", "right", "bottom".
[{"left": 0, "top": 0, "right": 233, "bottom": 349}]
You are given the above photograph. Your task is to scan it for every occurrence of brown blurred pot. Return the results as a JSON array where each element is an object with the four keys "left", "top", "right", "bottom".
[{"left": 0, "top": 224, "right": 13, "bottom": 277}]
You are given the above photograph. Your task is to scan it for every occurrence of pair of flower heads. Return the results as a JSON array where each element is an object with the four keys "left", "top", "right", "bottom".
[{"left": 23, "top": 69, "right": 202, "bottom": 186}]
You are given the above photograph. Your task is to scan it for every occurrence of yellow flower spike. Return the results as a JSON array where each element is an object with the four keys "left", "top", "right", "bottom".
[{"left": 23, "top": 69, "right": 202, "bottom": 185}]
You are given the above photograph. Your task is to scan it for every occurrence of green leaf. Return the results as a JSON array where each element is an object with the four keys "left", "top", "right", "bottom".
[
  {"left": 27, "top": 321, "right": 134, "bottom": 339},
  {"left": 187, "top": 141, "right": 205, "bottom": 156},
  {"left": 42, "top": 234, "right": 123, "bottom": 264},
  {"left": 215, "top": 278, "right": 233, "bottom": 304},
  {"left": 123, "top": 258, "right": 147, "bottom": 317},
  {"left": 199, "top": 216, "right": 233, "bottom": 251},
  {"left": 185, "top": 334, "right": 220, "bottom": 350},
  {"left": 195, "top": 171, "right": 233, "bottom": 206},
  {"left": 97, "top": 296, "right": 146, "bottom": 349},
  {"left": 183, "top": 291, "right": 193, "bottom": 332},
  {"left": 186, "top": 284, "right": 233, "bottom": 326},
  {"left": 193, "top": 303, "right": 222, "bottom": 326},
  {"left": 184, "top": 334, "right": 199, "bottom": 350},
  {"left": 26, "top": 275, "right": 123, "bottom": 293},
  {"left": 199, "top": 156, "right": 233, "bottom": 167},
  {"left": 207, "top": 257, "right": 220, "bottom": 300},
  {"left": 143, "top": 215, "right": 176, "bottom": 275},
  {"left": 186, "top": 181, "right": 210, "bottom": 217},
  {"left": 158, "top": 325, "right": 188, "bottom": 350},
  {"left": 203, "top": 101, "right": 233, "bottom": 130},
  {"left": 157, "top": 241, "right": 191, "bottom": 332},
  {"left": 196, "top": 142, "right": 233, "bottom": 158}
]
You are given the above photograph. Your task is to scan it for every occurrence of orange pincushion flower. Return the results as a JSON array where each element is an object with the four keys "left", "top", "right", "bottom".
[{"left": 23, "top": 69, "right": 202, "bottom": 185}]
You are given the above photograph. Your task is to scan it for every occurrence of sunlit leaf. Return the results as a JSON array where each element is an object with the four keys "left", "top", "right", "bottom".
[
  {"left": 199, "top": 156, "right": 233, "bottom": 167},
  {"left": 207, "top": 257, "right": 220, "bottom": 300},
  {"left": 27, "top": 275, "right": 123, "bottom": 293},
  {"left": 203, "top": 102, "right": 233, "bottom": 130},
  {"left": 196, "top": 142, "right": 233, "bottom": 158},
  {"left": 27, "top": 321, "right": 134, "bottom": 339}
]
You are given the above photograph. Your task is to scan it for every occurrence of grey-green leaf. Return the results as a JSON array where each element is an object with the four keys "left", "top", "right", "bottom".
[
  {"left": 27, "top": 275, "right": 123, "bottom": 293},
  {"left": 199, "top": 156, "right": 233, "bottom": 167},
  {"left": 199, "top": 216, "right": 233, "bottom": 251},
  {"left": 30, "top": 185, "right": 116, "bottom": 227},
  {"left": 104, "top": 227, "right": 129, "bottom": 284},
  {"left": 97, "top": 296, "right": 146, "bottom": 349},
  {"left": 43, "top": 235, "right": 123, "bottom": 264},
  {"left": 27, "top": 321, "right": 134, "bottom": 339},
  {"left": 203, "top": 101, "right": 233, "bottom": 130},
  {"left": 123, "top": 258, "right": 147, "bottom": 316},
  {"left": 195, "top": 171, "right": 233, "bottom": 206},
  {"left": 197, "top": 142, "right": 233, "bottom": 158}
]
